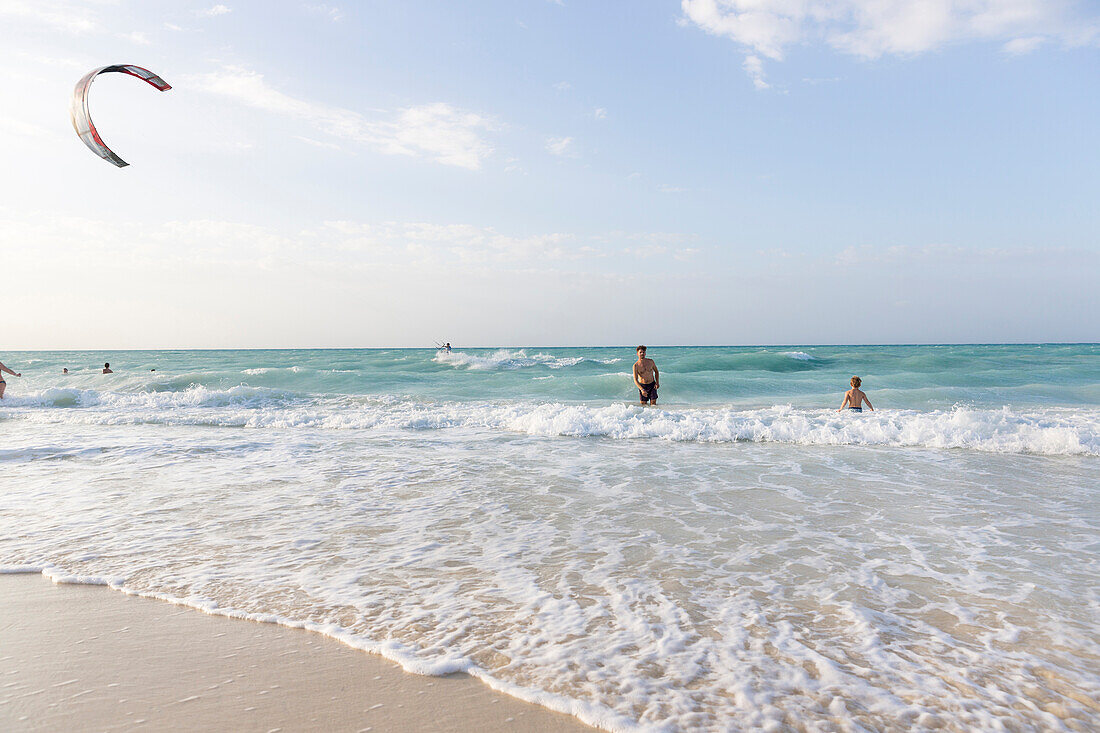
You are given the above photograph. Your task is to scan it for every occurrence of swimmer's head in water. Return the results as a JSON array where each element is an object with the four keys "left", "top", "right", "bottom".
[
  {"left": 104, "top": 363, "right": 110, "bottom": 369},
  {"left": 851, "top": 376, "right": 861, "bottom": 388}
]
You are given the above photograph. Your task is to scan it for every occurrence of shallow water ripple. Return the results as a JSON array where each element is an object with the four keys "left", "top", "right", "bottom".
[{"left": 2, "top": 423, "right": 1097, "bottom": 731}]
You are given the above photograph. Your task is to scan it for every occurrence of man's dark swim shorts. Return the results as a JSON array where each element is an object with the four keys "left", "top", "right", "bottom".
[{"left": 638, "top": 382, "right": 658, "bottom": 402}]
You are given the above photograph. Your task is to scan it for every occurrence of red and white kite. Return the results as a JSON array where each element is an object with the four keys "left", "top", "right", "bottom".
[{"left": 70, "top": 65, "right": 171, "bottom": 167}]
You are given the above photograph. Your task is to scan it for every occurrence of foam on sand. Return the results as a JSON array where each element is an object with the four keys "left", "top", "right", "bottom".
[{"left": 0, "top": 574, "right": 592, "bottom": 733}]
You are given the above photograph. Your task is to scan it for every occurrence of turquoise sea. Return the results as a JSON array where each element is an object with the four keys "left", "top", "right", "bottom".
[{"left": 1, "top": 345, "right": 1098, "bottom": 730}]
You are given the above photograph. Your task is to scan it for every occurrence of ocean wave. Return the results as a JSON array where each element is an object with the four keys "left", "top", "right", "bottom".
[
  {"left": 433, "top": 349, "right": 613, "bottom": 370},
  {"left": 3, "top": 390, "right": 1097, "bottom": 456},
  {"left": 493, "top": 403, "right": 1099, "bottom": 455},
  {"left": 672, "top": 350, "right": 826, "bottom": 373},
  {"left": 2, "top": 384, "right": 300, "bottom": 410}
]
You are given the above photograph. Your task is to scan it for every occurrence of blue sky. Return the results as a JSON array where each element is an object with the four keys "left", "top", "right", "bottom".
[{"left": 0, "top": 0, "right": 1097, "bottom": 348}]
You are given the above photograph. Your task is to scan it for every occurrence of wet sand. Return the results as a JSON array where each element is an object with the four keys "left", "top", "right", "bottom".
[{"left": 0, "top": 575, "right": 592, "bottom": 732}]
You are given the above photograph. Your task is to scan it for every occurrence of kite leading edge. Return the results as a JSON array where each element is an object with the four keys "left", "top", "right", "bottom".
[{"left": 70, "top": 65, "right": 172, "bottom": 168}]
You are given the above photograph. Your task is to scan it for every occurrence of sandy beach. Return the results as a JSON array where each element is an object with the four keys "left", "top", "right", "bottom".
[{"left": 0, "top": 575, "right": 592, "bottom": 732}]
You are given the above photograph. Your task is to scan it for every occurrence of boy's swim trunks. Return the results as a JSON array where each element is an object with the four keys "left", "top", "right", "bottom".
[{"left": 638, "top": 382, "right": 658, "bottom": 402}]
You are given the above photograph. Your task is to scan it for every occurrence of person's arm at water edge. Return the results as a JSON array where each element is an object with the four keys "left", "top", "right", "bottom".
[{"left": 837, "top": 390, "right": 851, "bottom": 412}]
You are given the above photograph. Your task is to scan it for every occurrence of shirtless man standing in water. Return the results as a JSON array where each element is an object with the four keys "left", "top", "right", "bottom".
[{"left": 633, "top": 346, "right": 659, "bottom": 405}]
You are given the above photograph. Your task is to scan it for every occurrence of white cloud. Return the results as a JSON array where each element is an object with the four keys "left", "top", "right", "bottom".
[
  {"left": 553, "top": 81, "right": 572, "bottom": 92},
  {"left": 164, "top": 22, "right": 184, "bottom": 31},
  {"left": 0, "top": 118, "right": 53, "bottom": 139},
  {"left": 305, "top": 4, "right": 343, "bottom": 22},
  {"left": 121, "top": 31, "right": 151, "bottom": 45},
  {"left": 658, "top": 185, "right": 686, "bottom": 193},
  {"left": 183, "top": 66, "right": 497, "bottom": 169},
  {"left": 594, "top": 107, "right": 607, "bottom": 119},
  {"left": 0, "top": 0, "right": 98, "bottom": 34},
  {"left": 1003, "top": 35, "right": 1044, "bottom": 54},
  {"left": 742, "top": 54, "right": 768, "bottom": 89},
  {"left": 9, "top": 49, "right": 86, "bottom": 69},
  {"left": 199, "top": 4, "right": 232, "bottom": 17},
  {"left": 295, "top": 135, "right": 341, "bottom": 150},
  {"left": 682, "top": 0, "right": 1100, "bottom": 86},
  {"left": 379, "top": 104, "right": 496, "bottom": 169},
  {"left": 545, "top": 136, "right": 574, "bottom": 157},
  {"left": 834, "top": 243, "right": 1096, "bottom": 266}
]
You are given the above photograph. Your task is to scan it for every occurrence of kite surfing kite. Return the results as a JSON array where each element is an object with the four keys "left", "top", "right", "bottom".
[{"left": 70, "top": 65, "right": 171, "bottom": 167}]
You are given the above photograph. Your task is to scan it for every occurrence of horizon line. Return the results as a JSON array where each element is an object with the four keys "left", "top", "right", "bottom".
[{"left": 3, "top": 342, "right": 1097, "bottom": 352}]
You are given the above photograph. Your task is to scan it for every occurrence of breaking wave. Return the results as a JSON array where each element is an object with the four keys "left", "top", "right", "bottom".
[
  {"left": 3, "top": 387, "right": 1096, "bottom": 456},
  {"left": 433, "top": 349, "right": 619, "bottom": 370}
]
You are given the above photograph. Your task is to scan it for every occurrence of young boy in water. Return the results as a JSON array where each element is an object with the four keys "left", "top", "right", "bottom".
[{"left": 838, "top": 376, "right": 873, "bottom": 412}]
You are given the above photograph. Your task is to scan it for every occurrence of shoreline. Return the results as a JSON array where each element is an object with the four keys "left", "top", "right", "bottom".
[{"left": 0, "top": 574, "right": 594, "bottom": 732}]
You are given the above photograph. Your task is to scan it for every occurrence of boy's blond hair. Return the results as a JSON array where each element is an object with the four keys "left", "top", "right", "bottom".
[{"left": 851, "top": 376, "right": 861, "bottom": 388}]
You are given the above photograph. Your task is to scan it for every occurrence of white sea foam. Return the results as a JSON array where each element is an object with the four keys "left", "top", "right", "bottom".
[
  {"left": 3, "top": 389, "right": 1097, "bottom": 456},
  {"left": 433, "top": 349, "right": 612, "bottom": 370},
  {"left": 782, "top": 351, "right": 815, "bottom": 360},
  {"left": 2, "top": 424, "right": 1097, "bottom": 731},
  {"left": 3, "top": 345, "right": 1098, "bottom": 731}
]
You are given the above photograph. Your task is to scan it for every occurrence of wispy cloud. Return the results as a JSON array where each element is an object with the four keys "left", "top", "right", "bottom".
[
  {"left": 121, "top": 31, "right": 151, "bottom": 46},
  {"left": 682, "top": 0, "right": 1100, "bottom": 87},
  {"left": 835, "top": 243, "right": 1097, "bottom": 266},
  {"left": 593, "top": 107, "right": 607, "bottom": 119},
  {"left": 294, "top": 135, "right": 341, "bottom": 150},
  {"left": 184, "top": 66, "right": 497, "bottom": 169},
  {"left": 9, "top": 49, "right": 87, "bottom": 69},
  {"left": 0, "top": 0, "right": 98, "bottom": 34},
  {"left": 545, "top": 136, "right": 574, "bottom": 157},
  {"left": 4, "top": 210, "right": 697, "bottom": 274},
  {"left": 552, "top": 81, "right": 572, "bottom": 92},
  {"left": 199, "top": 4, "right": 232, "bottom": 17},
  {"left": 305, "top": 4, "right": 343, "bottom": 22},
  {"left": 1003, "top": 36, "right": 1044, "bottom": 55},
  {"left": 742, "top": 54, "right": 768, "bottom": 90},
  {"left": 0, "top": 118, "right": 54, "bottom": 139}
]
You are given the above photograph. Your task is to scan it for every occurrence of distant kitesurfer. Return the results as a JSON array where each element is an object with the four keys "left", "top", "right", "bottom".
[
  {"left": 0, "top": 360, "right": 22, "bottom": 399},
  {"left": 838, "top": 376, "right": 873, "bottom": 412},
  {"left": 102, "top": 363, "right": 113, "bottom": 374},
  {"left": 443, "top": 343, "right": 452, "bottom": 352},
  {"left": 62, "top": 368, "right": 69, "bottom": 374},
  {"left": 633, "top": 346, "right": 659, "bottom": 405}
]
